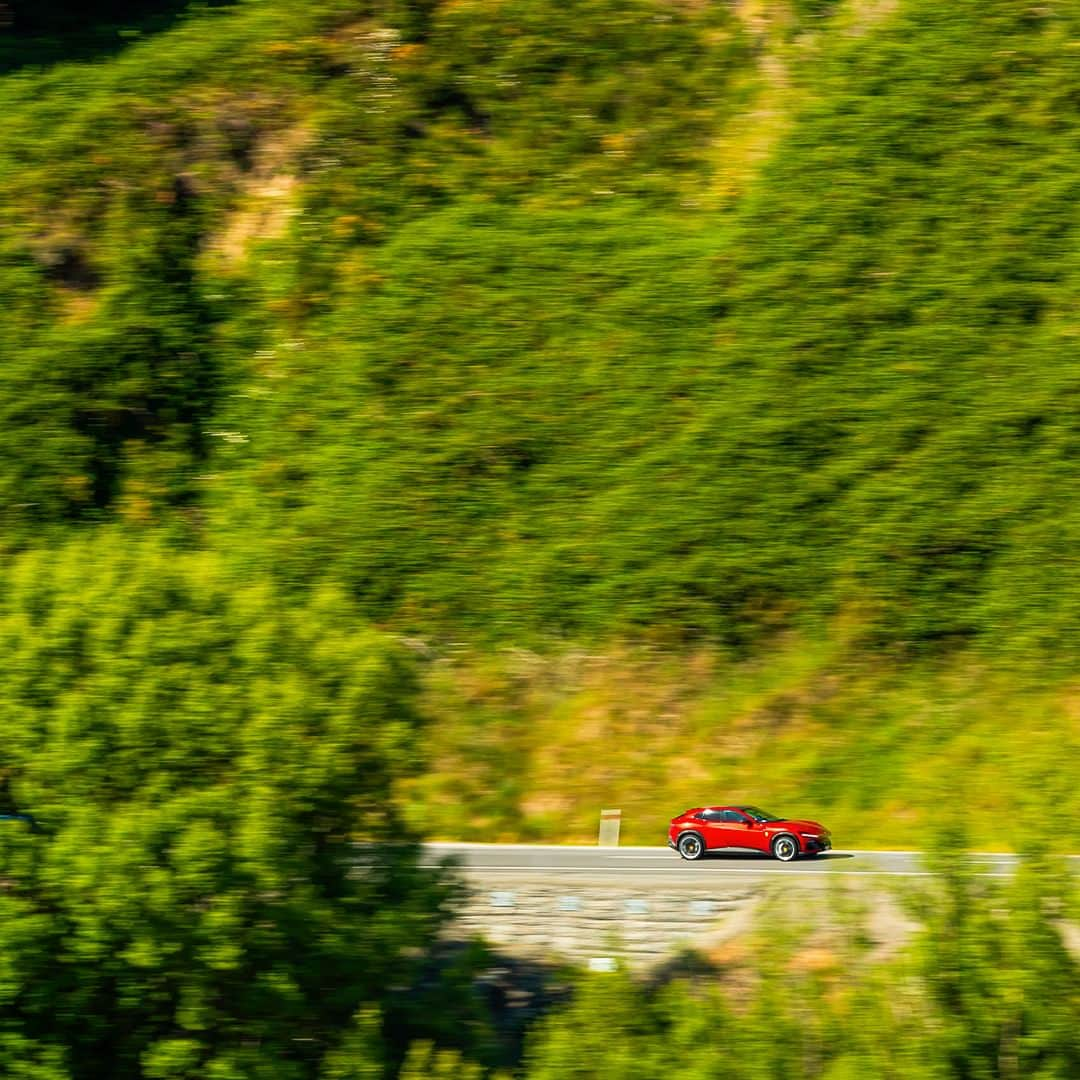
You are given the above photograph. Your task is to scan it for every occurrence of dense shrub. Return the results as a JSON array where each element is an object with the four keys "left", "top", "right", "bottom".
[{"left": 0, "top": 537, "right": 464, "bottom": 1079}]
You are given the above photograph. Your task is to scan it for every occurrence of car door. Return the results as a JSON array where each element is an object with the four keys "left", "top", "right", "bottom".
[
  {"left": 696, "top": 809, "right": 730, "bottom": 850},
  {"left": 716, "top": 809, "right": 757, "bottom": 851}
]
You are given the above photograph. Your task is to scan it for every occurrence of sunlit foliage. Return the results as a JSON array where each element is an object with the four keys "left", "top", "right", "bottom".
[{"left": 0, "top": 537, "right": 463, "bottom": 1079}]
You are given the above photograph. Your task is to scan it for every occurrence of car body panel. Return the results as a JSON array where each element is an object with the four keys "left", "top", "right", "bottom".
[{"left": 701, "top": 813, "right": 756, "bottom": 852}]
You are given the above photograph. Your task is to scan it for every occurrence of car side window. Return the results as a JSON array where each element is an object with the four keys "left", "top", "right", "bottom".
[
  {"left": 721, "top": 810, "right": 749, "bottom": 823},
  {"left": 701, "top": 809, "right": 726, "bottom": 822}
]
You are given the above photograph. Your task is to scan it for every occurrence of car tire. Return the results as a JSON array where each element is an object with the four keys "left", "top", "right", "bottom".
[
  {"left": 677, "top": 832, "right": 706, "bottom": 861},
  {"left": 771, "top": 834, "right": 799, "bottom": 862}
]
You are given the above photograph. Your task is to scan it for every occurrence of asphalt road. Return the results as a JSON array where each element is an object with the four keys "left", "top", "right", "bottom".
[{"left": 423, "top": 842, "right": 1073, "bottom": 880}]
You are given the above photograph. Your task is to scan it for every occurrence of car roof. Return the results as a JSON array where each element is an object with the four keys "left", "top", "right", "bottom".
[{"left": 683, "top": 805, "right": 747, "bottom": 814}]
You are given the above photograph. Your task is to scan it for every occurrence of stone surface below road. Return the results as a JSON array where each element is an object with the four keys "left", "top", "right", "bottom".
[{"left": 445, "top": 871, "right": 919, "bottom": 970}]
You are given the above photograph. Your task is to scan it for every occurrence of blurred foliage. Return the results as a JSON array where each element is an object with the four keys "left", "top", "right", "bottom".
[
  {"left": 0, "top": 3, "right": 1079, "bottom": 1075},
  {"left": 7, "top": 0, "right": 1076, "bottom": 655},
  {"left": 200, "top": 0, "right": 1080, "bottom": 660},
  {"left": 0, "top": 536, "right": 491, "bottom": 1078},
  {"left": 399, "top": 639, "right": 1080, "bottom": 849}
]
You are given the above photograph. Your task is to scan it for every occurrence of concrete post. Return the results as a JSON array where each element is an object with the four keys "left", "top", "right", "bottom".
[{"left": 598, "top": 808, "right": 621, "bottom": 847}]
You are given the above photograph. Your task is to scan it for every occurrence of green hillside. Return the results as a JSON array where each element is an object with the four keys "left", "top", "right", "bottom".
[{"left": 1, "top": 0, "right": 1078, "bottom": 848}]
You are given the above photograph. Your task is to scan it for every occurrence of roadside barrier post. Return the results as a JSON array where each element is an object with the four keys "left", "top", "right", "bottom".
[{"left": 598, "top": 808, "right": 621, "bottom": 847}]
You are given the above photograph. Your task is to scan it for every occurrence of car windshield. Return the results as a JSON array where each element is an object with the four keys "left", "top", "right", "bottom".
[{"left": 739, "top": 806, "right": 782, "bottom": 822}]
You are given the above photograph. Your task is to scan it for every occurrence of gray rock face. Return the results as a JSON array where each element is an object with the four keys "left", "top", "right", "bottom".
[{"left": 445, "top": 874, "right": 760, "bottom": 969}]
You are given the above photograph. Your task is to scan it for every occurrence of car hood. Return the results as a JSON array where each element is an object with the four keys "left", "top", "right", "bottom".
[{"left": 773, "top": 819, "right": 828, "bottom": 835}]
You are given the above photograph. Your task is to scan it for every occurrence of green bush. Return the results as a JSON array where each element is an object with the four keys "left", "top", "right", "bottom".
[{"left": 0, "top": 536, "right": 461, "bottom": 1079}]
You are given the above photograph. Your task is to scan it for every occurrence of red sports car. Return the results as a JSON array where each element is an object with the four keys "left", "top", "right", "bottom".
[{"left": 668, "top": 805, "right": 831, "bottom": 862}]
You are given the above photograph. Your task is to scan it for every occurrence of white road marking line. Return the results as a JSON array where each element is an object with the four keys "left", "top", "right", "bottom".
[
  {"left": 608, "top": 855, "right": 682, "bottom": 859},
  {"left": 443, "top": 865, "right": 1010, "bottom": 878},
  {"left": 424, "top": 842, "right": 667, "bottom": 852},
  {"left": 424, "top": 843, "right": 1069, "bottom": 857}
]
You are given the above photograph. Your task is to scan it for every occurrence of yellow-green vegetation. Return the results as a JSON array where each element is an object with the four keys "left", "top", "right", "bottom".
[{"left": 403, "top": 640, "right": 1080, "bottom": 848}]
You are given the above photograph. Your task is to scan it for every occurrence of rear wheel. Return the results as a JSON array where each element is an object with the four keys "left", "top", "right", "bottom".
[
  {"left": 677, "top": 832, "right": 705, "bottom": 861},
  {"left": 771, "top": 834, "right": 799, "bottom": 862}
]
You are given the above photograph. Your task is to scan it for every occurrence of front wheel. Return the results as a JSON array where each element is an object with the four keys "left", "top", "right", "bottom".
[
  {"left": 677, "top": 832, "right": 705, "bottom": 861},
  {"left": 771, "top": 834, "right": 799, "bottom": 862}
]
